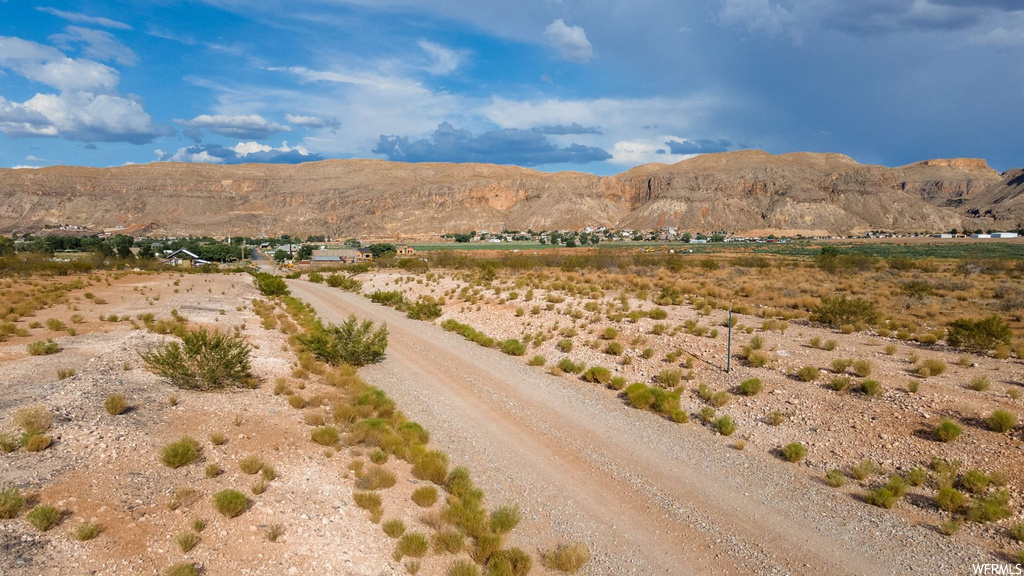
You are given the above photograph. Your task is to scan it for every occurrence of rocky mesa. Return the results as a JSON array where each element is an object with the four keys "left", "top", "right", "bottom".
[{"left": 0, "top": 150, "right": 1019, "bottom": 237}]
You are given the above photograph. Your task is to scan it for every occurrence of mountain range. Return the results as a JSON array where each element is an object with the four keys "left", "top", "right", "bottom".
[{"left": 1, "top": 150, "right": 1021, "bottom": 238}]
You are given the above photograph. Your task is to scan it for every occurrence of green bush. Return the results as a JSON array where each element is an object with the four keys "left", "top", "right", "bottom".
[
  {"left": 252, "top": 272, "right": 289, "bottom": 296},
  {"left": 961, "top": 469, "right": 990, "bottom": 494},
  {"left": 395, "top": 532, "right": 430, "bottom": 560},
  {"left": 935, "top": 419, "right": 962, "bottom": 442},
  {"left": 499, "top": 339, "right": 527, "bottom": 356},
  {"left": 0, "top": 487, "right": 25, "bottom": 519},
  {"left": 528, "top": 355, "right": 546, "bottom": 366},
  {"left": 326, "top": 274, "right": 362, "bottom": 292},
  {"left": 796, "top": 366, "right": 820, "bottom": 382},
  {"left": 369, "top": 290, "right": 407, "bottom": 307},
  {"left": 412, "top": 450, "right": 449, "bottom": 485},
  {"left": 440, "top": 319, "right": 495, "bottom": 348},
  {"left": 160, "top": 437, "right": 201, "bottom": 468},
  {"left": 26, "top": 340, "right": 59, "bottom": 356},
  {"left": 967, "top": 490, "right": 1013, "bottom": 523},
  {"left": 866, "top": 487, "right": 897, "bottom": 509},
  {"left": 968, "top": 376, "right": 991, "bottom": 391},
  {"left": 988, "top": 410, "right": 1018, "bottom": 433},
  {"left": 935, "top": 486, "right": 965, "bottom": 512},
  {"left": 311, "top": 426, "right": 339, "bottom": 446},
  {"left": 299, "top": 315, "right": 388, "bottom": 367},
  {"left": 947, "top": 314, "right": 1012, "bottom": 353},
  {"left": 603, "top": 341, "right": 623, "bottom": 355},
  {"left": 556, "top": 339, "right": 573, "bottom": 353},
  {"left": 812, "top": 295, "right": 880, "bottom": 328},
  {"left": 825, "top": 470, "right": 847, "bottom": 487},
  {"left": 715, "top": 415, "right": 736, "bottom": 436},
  {"left": 780, "top": 443, "right": 806, "bottom": 462},
  {"left": 490, "top": 504, "right": 521, "bottom": 534},
  {"left": 657, "top": 369, "right": 682, "bottom": 387},
  {"left": 406, "top": 296, "right": 443, "bottom": 321},
  {"left": 915, "top": 358, "right": 946, "bottom": 377},
  {"left": 738, "top": 378, "right": 762, "bottom": 396},
  {"left": 104, "top": 393, "right": 127, "bottom": 415},
  {"left": 26, "top": 504, "right": 61, "bottom": 531},
  {"left": 625, "top": 383, "right": 656, "bottom": 410},
  {"left": 213, "top": 489, "right": 249, "bottom": 518},
  {"left": 165, "top": 563, "right": 199, "bottom": 576},
  {"left": 541, "top": 542, "right": 590, "bottom": 573},
  {"left": 556, "top": 358, "right": 585, "bottom": 374},
  {"left": 859, "top": 380, "right": 882, "bottom": 397},
  {"left": 582, "top": 366, "right": 612, "bottom": 384},
  {"left": 828, "top": 376, "right": 851, "bottom": 392},
  {"left": 488, "top": 548, "right": 532, "bottom": 576},
  {"left": 383, "top": 518, "right": 406, "bottom": 538},
  {"left": 140, "top": 327, "right": 252, "bottom": 390}
]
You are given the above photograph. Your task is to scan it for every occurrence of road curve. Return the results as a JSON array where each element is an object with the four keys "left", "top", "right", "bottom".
[{"left": 289, "top": 279, "right": 994, "bottom": 575}]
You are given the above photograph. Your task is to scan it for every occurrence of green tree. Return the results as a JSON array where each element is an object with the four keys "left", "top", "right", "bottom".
[
  {"left": 273, "top": 249, "right": 290, "bottom": 262},
  {"left": 299, "top": 315, "right": 388, "bottom": 367},
  {"left": 297, "top": 244, "right": 314, "bottom": 260},
  {"left": 368, "top": 243, "right": 397, "bottom": 258}
]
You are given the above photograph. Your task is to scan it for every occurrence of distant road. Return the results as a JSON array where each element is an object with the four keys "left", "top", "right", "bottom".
[{"left": 289, "top": 279, "right": 995, "bottom": 576}]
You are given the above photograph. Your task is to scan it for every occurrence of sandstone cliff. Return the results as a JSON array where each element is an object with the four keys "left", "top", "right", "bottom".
[{"left": 0, "top": 151, "right": 1017, "bottom": 237}]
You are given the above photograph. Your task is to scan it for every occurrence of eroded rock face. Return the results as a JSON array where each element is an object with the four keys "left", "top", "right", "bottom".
[{"left": 0, "top": 151, "right": 1016, "bottom": 237}]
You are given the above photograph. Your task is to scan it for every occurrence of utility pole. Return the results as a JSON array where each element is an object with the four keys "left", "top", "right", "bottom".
[{"left": 726, "top": 301, "right": 733, "bottom": 374}]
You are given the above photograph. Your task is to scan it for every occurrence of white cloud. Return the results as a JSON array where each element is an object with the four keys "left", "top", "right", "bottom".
[
  {"left": 0, "top": 88, "right": 168, "bottom": 144},
  {"left": 0, "top": 36, "right": 120, "bottom": 92},
  {"left": 230, "top": 140, "right": 310, "bottom": 156},
  {"left": 156, "top": 147, "right": 224, "bottom": 164},
  {"left": 50, "top": 26, "right": 139, "bottom": 66},
  {"left": 285, "top": 113, "right": 341, "bottom": 129},
  {"left": 36, "top": 7, "right": 132, "bottom": 30},
  {"left": 417, "top": 40, "right": 462, "bottom": 75},
  {"left": 25, "top": 155, "right": 46, "bottom": 162},
  {"left": 543, "top": 19, "right": 594, "bottom": 63},
  {"left": 607, "top": 137, "right": 695, "bottom": 166},
  {"left": 177, "top": 114, "right": 291, "bottom": 139}
]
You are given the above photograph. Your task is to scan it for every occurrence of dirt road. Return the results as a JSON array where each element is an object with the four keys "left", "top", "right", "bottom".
[{"left": 289, "top": 280, "right": 996, "bottom": 575}]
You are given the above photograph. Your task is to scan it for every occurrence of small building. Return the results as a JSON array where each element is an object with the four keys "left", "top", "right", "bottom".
[
  {"left": 396, "top": 244, "right": 416, "bottom": 256},
  {"left": 992, "top": 232, "right": 1019, "bottom": 239},
  {"left": 970, "top": 233, "right": 992, "bottom": 239},
  {"left": 310, "top": 248, "right": 373, "bottom": 267},
  {"left": 931, "top": 234, "right": 953, "bottom": 239},
  {"left": 162, "top": 248, "right": 210, "bottom": 267}
]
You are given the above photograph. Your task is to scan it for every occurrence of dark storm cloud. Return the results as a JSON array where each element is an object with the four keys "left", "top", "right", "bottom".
[
  {"left": 373, "top": 122, "right": 611, "bottom": 166},
  {"left": 665, "top": 138, "right": 732, "bottom": 155}
]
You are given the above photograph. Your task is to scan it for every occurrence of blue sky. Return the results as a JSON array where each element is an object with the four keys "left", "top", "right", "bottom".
[{"left": 1, "top": 0, "right": 1022, "bottom": 175}]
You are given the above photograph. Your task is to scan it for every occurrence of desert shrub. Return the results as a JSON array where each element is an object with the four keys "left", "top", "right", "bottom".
[
  {"left": 430, "top": 529, "right": 463, "bottom": 554},
  {"left": 469, "top": 532, "right": 502, "bottom": 564},
  {"left": 796, "top": 366, "right": 820, "bottom": 382},
  {"left": 396, "top": 532, "right": 430, "bottom": 560},
  {"left": 165, "top": 563, "right": 199, "bottom": 576},
  {"left": 104, "top": 393, "right": 127, "bottom": 415},
  {"left": 383, "top": 518, "right": 406, "bottom": 538},
  {"left": 311, "top": 426, "right": 339, "bottom": 446},
  {"left": 205, "top": 464, "right": 222, "bottom": 478},
  {"left": 780, "top": 443, "right": 806, "bottom": 462},
  {"left": 499, "top": 339, "right": 527, "bottom": 356},
  {"left": 412, "top": 450, "right": 449, "bottom": 485},
  {"left": 698, "top": 406, "right": 717, "bottom": 424},
  {"left": 406, "top": 296, "right": 443, "bottom": 321},
  {"left": 212, "top": 489, "right": 248, "bottom": 518},
  {"left": 26, "top": 340, "right": 59, "bottom": 355},
  {"left": 738, "top": 378, "right": 762, "bottom": 396},
  {"left": 657, "top": 369, "right": 682, "bottom": 387},
  {"left": 766, "top": 411, "right": 786, "bottom": 426},
  {"left": 0, "top": 487, "right": 25, "bottom": 519},
  {"left": 488, "top": 548, "right": 532, "bottom": 576},
  {"left": 669, "top": 409, "right": 689, "bottom": 423},
  {"left": 968, "top": 376, "right": 991, "bottom": 391},
  {"left": 715, "top": 415, "right": 736, "bottom": 436},
  {"left": 238, "top": 455, "right": 263, "bottom": 474},
  {"left": 961, "top": 469, "right": 991, "bottom": 494},
  {"left": 603, "top": 341, "right": 623, "bottom": 355},
  {"left": 935, "top": 419, "right": 962, "bottom": 442},
  {"left": 987, "top": 410, "right": 1018, "bottom": 433},
  {"left": 624, "top": 383, "right": 655, "bottom": 410},
  {"left": 600, "top": 327, "right": 618, "bottom": 340},
  {"left": 253, "top": 272, "right": 289, "bottom": 296},
  {"left": 866, "top": 487, "right": 897, "bottom": 509},
  {"left": 447, "top": 560, "right": 480, "bottom": 576},
  {"left": 608, "top": 376, "right": 627, "bottom": 391},
  {"left": 852, "top": 359, "right": 873, "bottom": 378},
  {"left": 825, "top": 470, "right": 847, "bottom": 487},
  {"left": 176, "top": 531, "right": 200, "bottom": 552},
  {"left": 821, "top": 339, "right": 838, "bottom": 351},
  {"left": 140, "top": 328, "right": 252, "bottom": 390},
  {"left": 369, "top": 290, "right": 407, "bottom": 307},
  {"left": 915, "top": 358, "right": 947, "bottom": 378},
  {"left": 746, "top": 350, "right": 769, "bottom": 368},
  {"left": 75, "top": 521, "right": 102, "bottom": 541},
  {"left": 710, "top": 391, "right": 730, "bottom": 407},
  {"left": 828, "top": 376, "right": 851, "bottom": 392},
  {"left": 160, "top": 437, "right": 201, "bottom": 468},
  {"left": 947, "top": 314, "right": 1012, "bottom": 353},
  {"left": 967, "top": 490, "right": 1013, "bottom": 523},
  {"left": 812, "top": 295, "right": 880, "bottom": 328},
  {"left": 354, "top": 490, "right": 383, "bottom": 514},
  {"left": 556, "top": 358, "right": 585, "bottom": 374},
  {"left": 14, "top": 405, "right": 52, "bottom": 435},
  {"left": 23, "top": 434, "right": 51, "bottom": 452},
  {"left": 490, "top": 504, "right": 521, "bottom": 534},
  {"left": 934, "top": 486, "right": 965, "bottom": 516},
  {"left": 556, "top": 339, "right": 573, "bottom": 352},
  {"left": 859, "top": 380, "right": 882, "bottom": 396},
  {"left": 528, "top": 355, "right": 545, "bottom": 366},
  {"left": 326, "top": 274, "right": 362, "bottom": 292},
  {"left": 907, "top": 380, "right": 921, "bottom": 393},
  {"left": 299, "top": 315, "right": 388, "bottom": 367},
  {"left": 850, "top": 460, "right": 878, "bottom": 481},
  {"left": 582, "top": 366, "right": 612, "bottom": 384},
  {"left": 831, "top": 358, "right": 852, "bottom": 373},
  {"left": 1009, "top": 522, "right": 1024, "bottom": 542},
  {"left": 648, "top": 307, "right": 668, "bottom": 320},
  {"left": 26, "top": 504, "right": 60, "bottom": 531},
  {"left": 358, "top": 466, "right": 397, "bottom": 490},
  {"left": 906, "top": 467, "right": 928, "bottom": 487},
  {"left": 541, "top": 542, "right": 590, "bottom": 573}
]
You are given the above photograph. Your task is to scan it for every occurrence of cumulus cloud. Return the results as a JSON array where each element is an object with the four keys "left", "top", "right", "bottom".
[
  {"left": 50, "top": 26, "right": 139, "bottom": 66},
  {"left": 0, "top": 36, "right": 169, "bottom": 144},
  {"left": 285, "top": 113, "right": 341, "bottom": 130},
  {"left": 665, "top": 138, "right": 732, "bottom": 154},
  {"left": 176, "top": 114, "right": 292, "bottom": 139},
  {"left": 36, "top": 7, "right": 132, "bottom": 30},
  {"left": 543, "top": 19, "right": 594, "bottom": 63},
  {"left": 157, "top": 140, "right": 320, "bottom": 164},
  {"left": 373, "top": 121, "right": 610, "bottom": 166}
]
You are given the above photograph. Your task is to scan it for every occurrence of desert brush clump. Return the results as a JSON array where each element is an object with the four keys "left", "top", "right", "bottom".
[
  {"left": 541, "top": 542, "right": 590, "bottom": 573},
  {"left": 946, "top": 314, "right": 1012, "bottom": 353},
  {"left": 300, "top": 315, "right": 389, "bottom": 367},
  {"left": 212, "top": 489, "right": 249, "bottom": 518},
  {"left": 987, "top": 410, "right": 1018, "bottom": 433},
  {"left": 238, "top": 455, "right": 263, "bottom": 474},
  {"left": 488, "top": 548, "right": 533, "bottom": 576},
  {"left": 411, "top": 486, "right": 439, "bottom": 507},
  {"left": 75, "top": 521, "right": 102, "bottom": 541},
  {"left": 26, "top": 504, "right": 61, "bottom": 531},
  {"left": 139, "top": 327, "right": 253, "bottom": 390},
  {"left": 738, "top": 378, "right": 762, "bottom": 396},
  {"left": 935, "top": 419, "right": 963, "bottom": 443},
  {"left": 0, "top": 487, "right": 25, "bottom": 519},
  {"left": 311, "top": 426, "right": 339, "bottom": 446},
  {"left": 160, "top": 437, "right": 201, "bottom": 468},
  {"left": 104, "top": 393, "right": 127, "bottom": 415},
  {"left": 780, "top": 443, "right": 806, "bottom": 463},
  {"left": 14, "top": 405, "right": 52, "bottom": 436},
  {"left": 394, "top": 532, "right": 430, "bottom": 561},
  {"left": 412, "top": 450, "right": 449, "bottom": 485},
  {"left": 383, "top": 518, "right": 406, "bottom": 538}
]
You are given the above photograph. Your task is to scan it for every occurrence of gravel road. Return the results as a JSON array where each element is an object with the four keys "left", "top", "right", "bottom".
[{"left": 289, "top": 279, "right": 1000, "bottom": 576}]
